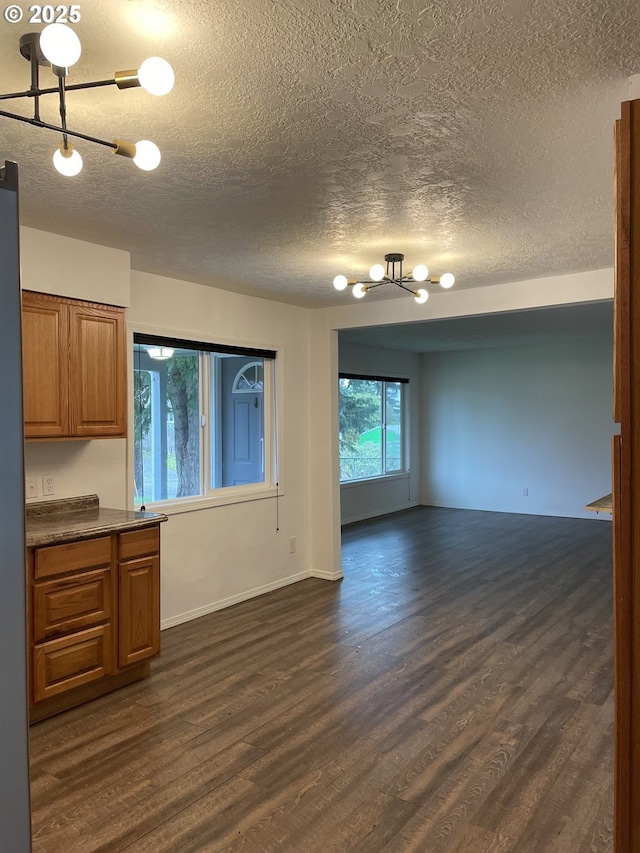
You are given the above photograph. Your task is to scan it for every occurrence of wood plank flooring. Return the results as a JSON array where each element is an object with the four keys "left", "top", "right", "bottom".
[{"left": 29, "top": 507, "right": 614, "bottom": 852}]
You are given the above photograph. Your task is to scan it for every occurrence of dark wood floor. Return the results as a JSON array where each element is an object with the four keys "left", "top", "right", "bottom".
[{"left": 29, "top": 507, "right": 614, "bottom": 852}]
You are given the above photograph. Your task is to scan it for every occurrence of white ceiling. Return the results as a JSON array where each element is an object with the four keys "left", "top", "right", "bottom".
[{"left": 1, "top": 0, "right": 639, "bottom": 307}]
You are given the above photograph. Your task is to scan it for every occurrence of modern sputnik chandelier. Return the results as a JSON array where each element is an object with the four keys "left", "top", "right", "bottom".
[
  {"left": 333, "top": 252, "right": 455, "bottom": 304},
  {"left": 0, "top": 23, "right": 174, "bottom": 176}
]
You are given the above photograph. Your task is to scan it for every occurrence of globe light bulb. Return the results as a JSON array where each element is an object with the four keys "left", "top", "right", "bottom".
[
  {"left": 133, "top": 140, "right": 161, "bottom": 171},
  {"left": 412, "top": 264, "right": 428, "bottom": 282},
  {"left": 333, "top": 274, "right": 348, "bottom": 291},
  {"left": 353, "top": 283, "right": 367, "bottom": 299},
  {"left": 53, "top": 143, "right": 83, "bottom": 176},
  {"left": 440, "top": 272, "right": 455, "bottom": 289},
  {"left": 369, "top": 263, "right": 385, "bottom": 282},
  {"left": 138, "top": 57, "right": 175, "bottom": 96},
  {"left": 414, "top": 288, "right": 429, "bottom": 305},
  {"left": 40, "top": 23, "right": 81, "bottom": 68}
]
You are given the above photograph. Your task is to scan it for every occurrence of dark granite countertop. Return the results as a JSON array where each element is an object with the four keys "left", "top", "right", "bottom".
[{"left": 26, "top": 494, "right": 167, "bottom": 548}]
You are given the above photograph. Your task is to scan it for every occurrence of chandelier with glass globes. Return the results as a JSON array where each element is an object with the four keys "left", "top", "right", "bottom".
[
  {"left": 333, "top": 252, "right": 455, "bottom": 304},
  {"left": 0, "top": 22, "right": 174, "bottom": 176}
]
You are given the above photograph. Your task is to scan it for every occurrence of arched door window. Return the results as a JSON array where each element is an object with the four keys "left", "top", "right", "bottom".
[{"left": 232, "top": 361, "right": 264, "bottom": 393}]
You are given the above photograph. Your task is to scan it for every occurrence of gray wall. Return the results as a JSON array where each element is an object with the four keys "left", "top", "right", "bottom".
[{"left": 420, "top": 337, "right": 613, "bottom": 519}]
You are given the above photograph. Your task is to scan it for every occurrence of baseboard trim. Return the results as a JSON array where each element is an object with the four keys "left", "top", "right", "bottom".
[
  {"left": 341, "top": 501, "right": 419, "bottom": 526},
  {"left": 309, "top": 569, "right": 344, "bottom": 581},
  {"left": 420, "top": 501, "right": 612, "bottom": 521},
  {"left": 161, "top": 570, "right": 312, "bottom": 630}
]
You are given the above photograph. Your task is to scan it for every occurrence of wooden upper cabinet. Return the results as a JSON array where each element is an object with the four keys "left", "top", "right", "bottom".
[
  {"left": 69, "top": 303, "right": 126, "bottom": 437},
  {"left": 21, "top": 291, "right": 126, "bottom": 440},
  {"left": 22, "top": 293, "right": 70, "bottom": 437}
]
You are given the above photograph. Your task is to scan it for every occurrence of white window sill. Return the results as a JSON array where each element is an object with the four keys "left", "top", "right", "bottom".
[
  {"left": 136, "top": 484, "right": 282, "bottom": 516},
  {"left": 340, "top": 472, "right": 409, "bottom": 490}
]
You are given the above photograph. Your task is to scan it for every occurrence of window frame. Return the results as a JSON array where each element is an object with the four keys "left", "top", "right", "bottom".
[
  {"left": 129, "top": 325, "right": 281, "bottom": 515},
  {"left": 338, "top": 372, "right": 409, "bottom": 485}
]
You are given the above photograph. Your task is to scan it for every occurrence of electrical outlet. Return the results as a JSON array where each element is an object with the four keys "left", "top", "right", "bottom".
[
  {"left": 25, "top": 477, "right": 38, "bottom": 499},
  {"left": 42, "top": 474, "right": 55, "bottom": 496},
  {"left": 289, "top": 536, "right": 297, "bottom": 554}
]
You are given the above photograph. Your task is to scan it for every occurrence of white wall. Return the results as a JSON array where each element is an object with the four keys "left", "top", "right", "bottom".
[
  {"left": 420, "top": 337, "right": 613, "bottom": 519},
  {"left": 20, "top": 226, "right": 130, "bottom": 306},
  {"left": 338, "top": 340, "right": 421, "bottom": 525},
  {"left": 129, "top": 270, "right": 316, "bottom": 627},
  {"left": 25, "top": 441, "right": 128, "bottom": 509}
]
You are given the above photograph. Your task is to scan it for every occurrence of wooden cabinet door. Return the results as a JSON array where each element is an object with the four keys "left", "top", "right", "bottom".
[
  {"left": 118, "top": 555, "right": 160, "bottom": 667},
  {"left": 33, "top": 623, "right": 113, "bottom": 702},
  {"left": 69, "top": 303, "right": 126, "bottom": 437},
  {"left": 21, "top": 292, "right": 69, "bottom": 437}
]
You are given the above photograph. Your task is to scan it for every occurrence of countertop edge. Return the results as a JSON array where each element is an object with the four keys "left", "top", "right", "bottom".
[{"left": 26, "top": 512, "right": 168, "bottom": 549}]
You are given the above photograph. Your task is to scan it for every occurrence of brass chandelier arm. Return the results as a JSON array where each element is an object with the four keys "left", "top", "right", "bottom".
[
  {"left": 0, "top": 78, "right": 122, "bottom": 101},
  {"left": 348, "top": 279, "right": 423, "bottom": 295},
  {"left": 360, "top": 280, "right": 388, "bottom": 290},
  {"left": 394, "top": 280, "right": 421, "bottom": 295},
  {"left": 364, "top": 278, "right": 429, "bottom": 292},
  {"left": 0, "top": 107, "right": 117, "bottom": 150}
]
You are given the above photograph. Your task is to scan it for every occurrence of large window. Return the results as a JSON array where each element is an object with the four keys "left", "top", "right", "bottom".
[
  {"left": 133, "top": 334, "right": 276, "bottom": 506},
  {"left": 338, "top": 374, "right": 407, "bottom": 482}
]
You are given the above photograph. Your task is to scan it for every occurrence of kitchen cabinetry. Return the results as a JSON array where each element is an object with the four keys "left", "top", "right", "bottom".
[
  {"left": 28, "top": 521, "right": 162, "bottom": 720},
  {"left": 22, "top": 290, "right": 126, "bottom": 439},
  {"left": 118, "top": 529, "right": 161, "bottom": 667}
]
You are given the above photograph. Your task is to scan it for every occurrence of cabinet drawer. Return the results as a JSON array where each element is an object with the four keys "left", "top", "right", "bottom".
[
  {"left": 33, "top": 624, "right": 113, "bottom": 702},
  {"left": 34, "top": 536, "right": 111, "bottom": 580},
  {"left": 119, "top": 526, "right": 159, "bottom": 561},
  {"left": 33, "top": 568, "right": 112, "bottom": 642}
]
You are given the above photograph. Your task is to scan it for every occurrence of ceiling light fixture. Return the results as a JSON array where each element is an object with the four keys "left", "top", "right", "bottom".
[
  {"left": 146, "top": 346, "right": 174, "bottom": 360},
  {"left": 0, "top": 23, "right": 174, "bottom": 177},
  {"left": 333, "top": 252, "right": 455, "bottom": 304}
]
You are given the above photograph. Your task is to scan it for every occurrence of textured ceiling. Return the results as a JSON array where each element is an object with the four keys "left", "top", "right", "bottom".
[
  {"left": 1, "top": 0, "right": 639, "bottom": 307},
  {"left": 339, "top": 300, "right": 613, "bottom": 352}
]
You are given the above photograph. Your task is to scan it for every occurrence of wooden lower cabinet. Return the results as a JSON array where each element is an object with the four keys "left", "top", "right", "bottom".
[
  {"left": 29, "top": 524, "right": 161, "bottom": 720},
  {"left": 119, "top": 555, "right": 160, "bottom": 667}
]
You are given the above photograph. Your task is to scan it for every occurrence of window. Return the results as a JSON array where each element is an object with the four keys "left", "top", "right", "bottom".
[
  {"left": 133, "top": 334, "right": 276, "bottom": 506},
  {"left": 338, "top": 374, "right": 407, "bottom": 482}
]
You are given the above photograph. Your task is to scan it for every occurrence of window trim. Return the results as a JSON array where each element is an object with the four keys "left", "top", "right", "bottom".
[
  {"left": 338, "top": 372, "right": 409, "bottom": 485},
  {"left": 134, "top": 332, "right": 276, "bottom": 360},
  {"left": 128, "top": 324, "right": 282, "bottom": 513}
]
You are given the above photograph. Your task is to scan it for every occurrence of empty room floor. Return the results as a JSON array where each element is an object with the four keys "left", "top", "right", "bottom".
[{"left": 30, "top": 506, "right": 614, "bottom": 852}]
